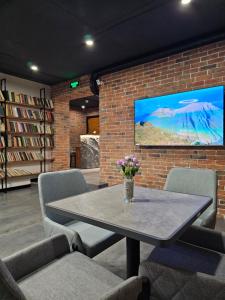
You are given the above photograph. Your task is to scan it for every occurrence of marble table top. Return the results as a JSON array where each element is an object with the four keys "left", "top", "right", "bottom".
[{"left": 47, "top": 184, "right": 212, "bottom": 246}]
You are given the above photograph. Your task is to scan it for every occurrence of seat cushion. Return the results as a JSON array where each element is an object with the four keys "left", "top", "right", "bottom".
[
  {"left": 19, "top": 252, "right": 122, "bottom": 300},
  {"left": 139, "top": 260, "right": 225, "bottom": 300},
  {"left": 66, "top": 221, "right": 122, "bottom": 257},
  {"left": 148, "top": 241, "right": 225, "bottom": 277}
]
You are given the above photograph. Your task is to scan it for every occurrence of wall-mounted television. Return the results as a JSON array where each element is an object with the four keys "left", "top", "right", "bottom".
[{"left": 134, "top": 86, "right": 224, "bottom": 146}]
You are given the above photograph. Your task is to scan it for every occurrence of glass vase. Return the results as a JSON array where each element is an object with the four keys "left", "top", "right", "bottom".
[{"left": 124, "top": 177, "right": 134, "bottom": 203}]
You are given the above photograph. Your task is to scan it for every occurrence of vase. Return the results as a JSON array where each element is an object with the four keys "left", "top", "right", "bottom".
[{"left": 124, "top": 177, "right": 134, "bottom": 202}]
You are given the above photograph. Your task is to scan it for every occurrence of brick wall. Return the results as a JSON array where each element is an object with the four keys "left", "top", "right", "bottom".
[
  {"left": 70, "top": 109, "right": 86, "bottom": 151},
  {"left": 70, "top": 107, "right": 99, "bottom": 151},
  {"left": 99, "top": 40, "right": 225, "bottom": 215},
  {"left": 52, "top": 75, "right": 92, "bottom": 170}
]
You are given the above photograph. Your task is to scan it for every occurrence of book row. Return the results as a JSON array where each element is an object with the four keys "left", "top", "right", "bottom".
[
  {"left": 0, "top": 168, "right": 37, "bottom": 178},
  {"left": 6, "top": 105, "right": 54, "bottom": 122},
  {"left": 7, "top": 151, "right": 44, "bottom": 162},
  {"left": 7, "top": 121, "right": 54, "bottom": 134},
  {"left": 7, "top": 136, "right": 54, "bottom": 148},
  {"left": 0, "top": 91, "right": 53, "bottom": 109}
]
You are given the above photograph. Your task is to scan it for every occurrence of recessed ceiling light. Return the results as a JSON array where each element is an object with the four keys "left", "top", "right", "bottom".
[
  {"left": 30, "top": 64, "right": 39, "bottom": 71},
  {"left": 181, "top": 0, "right": 192, "bottom": 5},
  {"left": 85, "top": 99, "right": 89, "bottom": 103},
  {"left": 81, "top": 105, "right": 85, "bottom": 109},
  {"left": 85, "top": 39, "right": 94, "bottom": 47},
  {"left": 84, "top": 34, "right": 94, "bottom": 47}
]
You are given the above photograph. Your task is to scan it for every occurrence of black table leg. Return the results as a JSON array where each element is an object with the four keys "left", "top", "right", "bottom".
[{"left": 126, "top": 237, "right": 140, "bottom": 278}]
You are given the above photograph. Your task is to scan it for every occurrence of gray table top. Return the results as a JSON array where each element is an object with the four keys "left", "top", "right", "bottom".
[{"left": 47, "top": 184, "right": 212, "bottom": 246}]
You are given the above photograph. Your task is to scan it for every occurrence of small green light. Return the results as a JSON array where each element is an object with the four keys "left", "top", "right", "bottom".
[{"left": 70, "top": 81, "right": 79, "bottom": 88}]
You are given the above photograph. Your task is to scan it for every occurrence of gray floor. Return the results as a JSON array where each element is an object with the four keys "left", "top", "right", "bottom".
[
  {"left": 0, "top": 170, "right": 225, "bottom": 279},
  {"left": 0, "top": 170, "right": 100, "bottom": 257}
]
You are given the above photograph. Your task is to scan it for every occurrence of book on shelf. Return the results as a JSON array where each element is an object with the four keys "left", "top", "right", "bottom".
[
  {"left": 41, "top": 111, "right": 54, "bottom": 122},
  {"left": 41, "top": 124, "right": 54, "bottom": 134},
  {"left": 0, "top": 121, "right": 5, "bottom": 132},
  {"left": 7, "top": 120, "right": 54, "bottom": 135},
  {"left": 6, "top": 105, "right": 42, "bottom": 120},
  {"left": 7, "top": 168, "right": 37, "bottom": 177},
  {"left": 0, "top": 136, "right": 5, "bottom": 148},
  {"left": 6, "top": 105, "right": 54, "bottom": 122},
  {"left": 0, "top": 168, "right": 4, "bottom": 178},
  {"left": 8, "top": 135, "right": 42, "bottom": 148},
  {"left": 7, "top": 92, "right": 54, "bottom": 109},
  {"left": 0, "top": 105, "right": 4, "bottom": 117},
  {"left": 0, "top": 152, "right": 5, "bottom": 163},
  {"left": 7, "top": 151, "right": 44, "bottom": 162},
  {"left": 0, "top": 91, "right": 5, "bottom": 102},
  {"left": 41, "top": 136, "right": 54, "bottom": 147},
  {"left": 7, "top": 120, "right": 42, "bottom": 134}
]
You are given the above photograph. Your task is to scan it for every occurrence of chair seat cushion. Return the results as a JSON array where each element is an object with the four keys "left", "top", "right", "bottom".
[
  {"left": 19, "top": 252, "right": 122, "bottom": 300},
  {"left": 66, "top": 221, "right": 122, "bottom": 257},
  {"left": 148, "top": 241, "right": 225, "bottom": 277}
]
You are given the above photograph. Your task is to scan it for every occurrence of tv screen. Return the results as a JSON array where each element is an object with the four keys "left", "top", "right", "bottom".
[{"left": 134, "top": 86, "right": 224, "bottom": 146}]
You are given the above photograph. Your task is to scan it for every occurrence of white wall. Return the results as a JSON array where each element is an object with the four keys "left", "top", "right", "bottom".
[{"left": 0, "top": 73, "right": 51, "bottom": 97}]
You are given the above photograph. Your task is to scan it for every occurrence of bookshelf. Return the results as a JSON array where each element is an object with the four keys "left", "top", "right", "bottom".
[{"left": 0, "top": 78, "right": 54, "bottom": 191}]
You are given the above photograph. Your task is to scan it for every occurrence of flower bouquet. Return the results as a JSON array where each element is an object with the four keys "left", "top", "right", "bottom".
[{"left": 117, "top": 155, "right": 140, "bottom": 202}]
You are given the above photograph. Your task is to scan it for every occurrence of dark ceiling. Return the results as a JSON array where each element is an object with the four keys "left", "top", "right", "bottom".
[
  {"left": 0, "top": 0, "right": 225, "bottom": 85},
  {"left": 70, "top": 95, "right": 99, "bottom": 111}
]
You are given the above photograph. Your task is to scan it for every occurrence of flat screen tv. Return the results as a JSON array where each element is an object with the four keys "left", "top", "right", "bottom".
[{"left": 134, "top": 86, "right": 224, "bottom": 146}]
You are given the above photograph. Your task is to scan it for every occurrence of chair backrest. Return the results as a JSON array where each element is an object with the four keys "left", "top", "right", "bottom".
[
  {"left": 0, "top": 259, "right": 26, "bottom": 300},
  {"left": 164, "top": 167, "right": 217, "bottom": 211},
  {"left": 38, "top": 169, "right": 88, "bottom": 224}
]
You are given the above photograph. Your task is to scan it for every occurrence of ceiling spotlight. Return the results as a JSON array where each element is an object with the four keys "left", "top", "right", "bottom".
[
  {"left": 181, "top": 0, "right": 192, "bottom": 5},
  {"left": 85, "top": 39, "right": 94, "bottom": 47},
  {"left": 81, "top": 105, "right": 85, "bottom": 109},
  {"left": 85, "top": 99, "right": 89, "bottom": 104},
  {"left": 30, "top": 64, "right": 39, "bottom": 72},
  {"left": 84, "top": 34, "right": 94, "bottom": 47}
]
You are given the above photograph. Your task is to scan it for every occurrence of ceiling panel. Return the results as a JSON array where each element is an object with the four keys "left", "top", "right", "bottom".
[{"left": 0, "top": 0, "right": 224, "bottom": 84}]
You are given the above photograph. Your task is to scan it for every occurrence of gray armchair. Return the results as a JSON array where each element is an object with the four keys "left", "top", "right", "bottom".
[
  {"left": 38, "top": 169, "right": 122, "bottom": 257},
  {"left": 164, "top": 167, "right": 217, "bottom": 228},
  {"left": 0, "top": 234, "right": 149, "bottom": 300},
  {"left": 139, "top": 226, "right": 225, "bottom": 300}
]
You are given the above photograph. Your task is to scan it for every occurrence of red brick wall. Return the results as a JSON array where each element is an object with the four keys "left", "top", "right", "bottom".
[
  {"left": 70, "top": 110, "right": 86, "bottom": 151},
  {"left": 99, "top": 40, "right": 225, "bottom": 215},
  {"left": 70, "top": 108, "right": 99, "bottom": 151},
  {"left": 52, "top": 75, "right": 92, "bottom": 170}
]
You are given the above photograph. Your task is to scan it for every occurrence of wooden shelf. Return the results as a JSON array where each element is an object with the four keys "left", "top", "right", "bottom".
[
  {"left": 8, "top": 147, "right": 42, "bottom": 151},
  {"left": 8, "top": 132, "right": 42, "bottom": 136},
  {"left": 7, "top": 146, "right": 54, "bottom": 150},
  {"left": 0, "top": 86, "right": 54, "bottom": 191},
  {"left": 7, "top": 158, "right": 54, "bottom": 165},
  {"left": 7, "top": 173, "right": 40, "bottom": 179},
  {"left": 8, "top": 132, "right": 54, "bottom": 136}
]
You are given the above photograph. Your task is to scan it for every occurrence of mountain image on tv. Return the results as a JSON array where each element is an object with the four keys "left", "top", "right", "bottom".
[{"left": 135, "top": 86, "right": 224, "bottom": 146}]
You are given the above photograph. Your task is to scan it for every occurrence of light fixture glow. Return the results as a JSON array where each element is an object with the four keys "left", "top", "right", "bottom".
[
  {"left": 81, "top": 105, "right": 85, "bottom": 109},
  {"left": 181, "top": 0, "right": 192, "bottom": 5},
  {"left": 85, "top": 39, "right": 94, "bottom": 47},
  {"left": 85, "top": 99, "right": 89, "bottom": 103},
  {"left": 30, "top": 65, "right": 39, "bottom": 71}
]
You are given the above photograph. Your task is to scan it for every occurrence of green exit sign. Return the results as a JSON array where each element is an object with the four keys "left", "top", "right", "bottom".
[{"left": 70, "top": 81, "right": 79, "bottom": 88}]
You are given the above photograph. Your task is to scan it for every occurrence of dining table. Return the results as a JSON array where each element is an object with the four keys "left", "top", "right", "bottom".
[{"left": 47, "top": 184, "right": 212, "bottom": 278}]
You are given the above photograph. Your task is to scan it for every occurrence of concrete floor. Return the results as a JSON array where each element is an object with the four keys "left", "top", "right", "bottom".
[{"left": 0, "top": 170, "right": 100, "bottom": 258}]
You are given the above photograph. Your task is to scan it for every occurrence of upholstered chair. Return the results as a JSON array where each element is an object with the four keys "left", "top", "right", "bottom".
[
  {"left": 139, "top": 225, "right": 225, "bottom": 300},
  {"left": 164, "top": 167, "right": 217, "bottom": 228},
  {"left": 38, "top": 169, "right": 122, "bottom": 257},
  {"left": 0, "top": 234, "right": 149, "bottom": 300}
]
